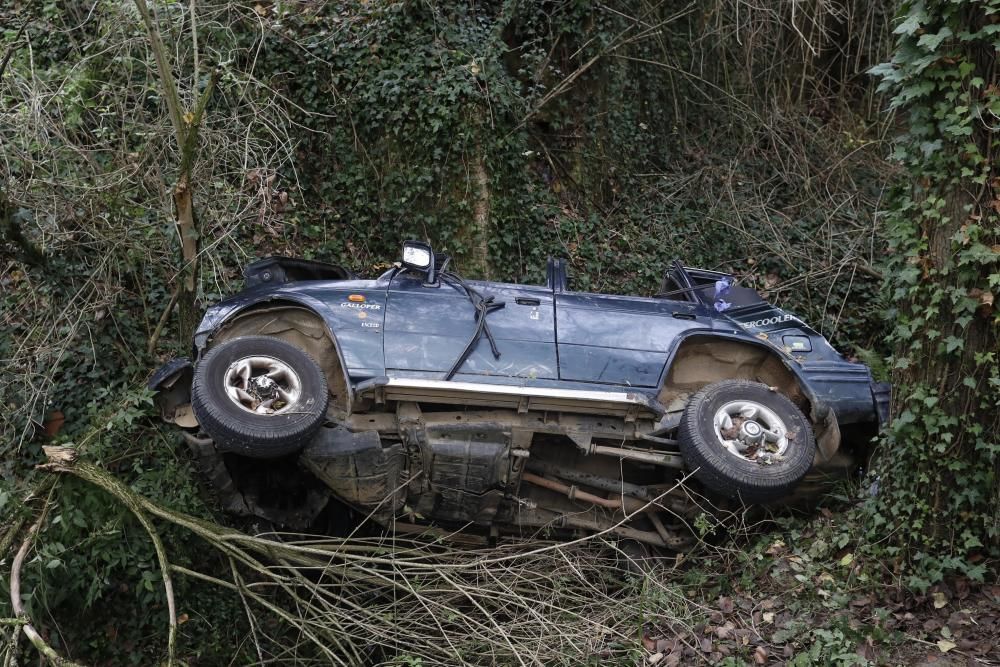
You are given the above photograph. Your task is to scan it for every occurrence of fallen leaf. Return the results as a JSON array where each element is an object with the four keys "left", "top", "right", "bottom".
[
  {"left": 937, "top": 639, "right": 957, "bottom": 653},
  {"left": 648, "top": 652, "right": 664, "bottom": 665},
  {"left": 719, "top": 596, "right": 735, "bottom": 615},
  {"left": 762, "top": 611, "right": 775, "bottom": 624},
  {"left": 839, "top": 553, "right": 854, "bottom": 567},
  {"left": 933, "top": 591, "right": 949, "bottom": 609},
  {"left": 642, "top": 636, "right": 656, "bottom": 651},
  {"left": 700, "top": 638, "right": 713, "bottom": 653},
  {"left": 655, "top": 638, "right": 675, "bottom": 654},
  {"left": 753, "top": 645, "right": 768, "bottom": 664},
  {"left": 954, "top": 578, "right": 970, "bottom": 600},
  {"left": 857, "top": 636, "right": 876, "bottom": 661},
  {"left": 177, "top": 613, "right": 189, "bottom": 625}
]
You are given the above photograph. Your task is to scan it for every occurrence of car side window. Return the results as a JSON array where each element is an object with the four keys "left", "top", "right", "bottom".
[
  {"left": 657, "top": 276, "right": 696, "bottom": 302},
  {"left": 546, "top": 258, "right": 568, "bottom": 292}
]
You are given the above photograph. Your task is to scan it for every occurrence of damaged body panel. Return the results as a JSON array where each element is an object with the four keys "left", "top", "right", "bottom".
[{"left": 151, "top": 243, "right": 887, "bottom": 547}]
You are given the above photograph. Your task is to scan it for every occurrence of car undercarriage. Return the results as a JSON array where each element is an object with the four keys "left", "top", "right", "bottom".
[{"left": 151, "top": 244, "right": 887, "bottom": 549}]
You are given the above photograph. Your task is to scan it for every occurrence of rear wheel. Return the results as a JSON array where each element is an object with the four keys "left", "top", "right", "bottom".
[
  {"left": 677, "top": 380, "right": 815, "bottom": 502},
  {"left": 192, "top": 336, "right": 329, "bottom": 458}
]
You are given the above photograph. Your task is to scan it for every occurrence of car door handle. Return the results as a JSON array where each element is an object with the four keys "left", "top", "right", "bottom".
[
  {"left": 672, "top": 311, "right": 696, "bottom": 320},
  {"left": 515, "top": 297, "right": 541, "bottom": 306}
]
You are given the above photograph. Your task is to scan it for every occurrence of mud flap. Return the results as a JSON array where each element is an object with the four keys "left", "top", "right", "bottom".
[
  {"left": 811, "top": 403, "right": 841, "bottom": 465},
  {"left": 872, "top": 382, "right": 891, "bottom": 427},
  {"left": 148, "top": 358, "right": 198, "bottom": 428}
]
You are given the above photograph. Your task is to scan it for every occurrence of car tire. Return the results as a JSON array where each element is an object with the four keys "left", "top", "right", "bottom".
[
  {"left": 191, "top": 336, "right": 329, "bottom": 459},
  {"left": 677, "top": 380, "right": 815, "bottom": 503}
]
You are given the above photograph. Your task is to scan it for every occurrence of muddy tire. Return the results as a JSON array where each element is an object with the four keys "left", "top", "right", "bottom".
[
  {"left": 192, "top": 336, "right": 329, "bottom": 458},
  {"left": 678, "top": 380, "right": 815, "bottom": 503}
]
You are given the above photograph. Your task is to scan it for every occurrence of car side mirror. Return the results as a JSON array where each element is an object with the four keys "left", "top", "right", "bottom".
[{"left": 402, "top": 240, "right": 436, "bottom": 285}]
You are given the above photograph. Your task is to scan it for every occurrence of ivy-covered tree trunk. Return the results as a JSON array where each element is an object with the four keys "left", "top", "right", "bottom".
[{"left": 870, "top": 0, "right": 999, "bottom": 583}]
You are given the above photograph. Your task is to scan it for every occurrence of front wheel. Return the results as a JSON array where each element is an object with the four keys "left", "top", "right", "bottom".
[
  {"left": 677, "top": 380, "right": 815, "bottom": 503},
  {"left": 191, "top": 336, "right": 329, "bottom": 458}
]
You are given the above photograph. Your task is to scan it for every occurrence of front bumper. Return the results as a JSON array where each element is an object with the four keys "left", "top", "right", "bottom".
[{"left": 872, "top": 381, "right": 891, "bottom": 427}]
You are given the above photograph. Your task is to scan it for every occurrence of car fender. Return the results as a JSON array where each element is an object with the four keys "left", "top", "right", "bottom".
[
  {"left": 658, "top": 329, "right": 843, "bottom": 462},
  {"left": 193, "top": 285, "right": 389, "bottom": 413}
]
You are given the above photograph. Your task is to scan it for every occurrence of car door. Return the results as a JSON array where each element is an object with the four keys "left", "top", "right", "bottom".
[
  {"left": 384, "top": 270, "right": 558, "bottom": 380},
  {"left": 555, "top": 291, "right": 709, "bottom": 387}
]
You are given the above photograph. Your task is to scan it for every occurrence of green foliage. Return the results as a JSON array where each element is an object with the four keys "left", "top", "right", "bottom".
[
  {"left": 859, "top": 0, "right": 1000, "bottom": 586},
  {"left": 0, "top": 0, "right": 900, "bottom": 663},
  {"left": 0, "top": 385, "right": 253, "bottom": 664},
  {"left": 233, "top": 1, "right": 892, "bottom": 352}
]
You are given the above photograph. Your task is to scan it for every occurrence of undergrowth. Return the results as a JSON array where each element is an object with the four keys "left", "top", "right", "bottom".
[{"left": 7, "top": 1, "right": 980, "bottom": 665}]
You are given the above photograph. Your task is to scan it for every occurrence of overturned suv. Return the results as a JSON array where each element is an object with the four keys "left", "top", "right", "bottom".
[{"left": 151, "top": 241, "right": 888, "bottom": 549}]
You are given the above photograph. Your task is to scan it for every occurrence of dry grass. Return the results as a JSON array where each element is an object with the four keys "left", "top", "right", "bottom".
[{"left": 10, "top": 450, "right": 744, "bottom": 666}]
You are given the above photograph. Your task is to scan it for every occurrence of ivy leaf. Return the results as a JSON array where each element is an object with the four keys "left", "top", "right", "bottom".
[
  {"left": 920, "top": 139, "right": 942, "bottom": 157},
  {"left": 894, "top": 12, "right": 925, "bottom": 37},
  {"left": 867, "top": 62, "right": 897, "bottom": 78},
  {"left": 917, "top": 27, "right": 953, "bottom": 51}
]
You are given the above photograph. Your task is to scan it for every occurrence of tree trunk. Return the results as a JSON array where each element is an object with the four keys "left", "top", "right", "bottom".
[
  {"left": 469, "top": 153, "right": 491, "bottom": 279},
  {"left": 134, "top": 0, "right": 214, "bottom": 344},
  {"left": 174, "top": 171, "right": 199, "bottom": 341},
  {"left": 872, "top": 0, "right": 999, "bottom": 569}
]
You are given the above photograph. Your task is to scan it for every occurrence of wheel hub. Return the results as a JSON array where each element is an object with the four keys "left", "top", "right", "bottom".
[
  {"left": 712, "top": 400, "right": 789, "bottom": 463},
  {"left": 248, "top": 375, "right": 279, "bottom": 402},
  {"left": 223, "top": 355, "right": 302, "bottom": 415},
  {"left": 739, "top": 420, "right": 764, "bottom": 444}
]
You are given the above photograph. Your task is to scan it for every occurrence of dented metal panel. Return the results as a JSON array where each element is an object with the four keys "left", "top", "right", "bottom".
[{"left": 152, "top": 249, "right": 888, "bottom": 543}]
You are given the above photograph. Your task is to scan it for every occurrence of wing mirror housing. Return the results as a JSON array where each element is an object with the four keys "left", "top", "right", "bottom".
[{"left": 402, "top": 240, "right": 437, "bottom": 285}]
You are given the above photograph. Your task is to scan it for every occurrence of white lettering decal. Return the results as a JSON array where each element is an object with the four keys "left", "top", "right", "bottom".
[
  {"left": 739, "top": 314, "right": 797, "bottom": 330},
  {"left": 341, "top": 302, "right": 381, "bottom": 310}
]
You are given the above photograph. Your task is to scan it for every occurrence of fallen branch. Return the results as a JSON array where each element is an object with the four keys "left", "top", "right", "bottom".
[
  {"left": 41, "top": 447, "right": 178, "bottom": 665},
  {"left": 10, "top": 504, "right": 86, "bottom": 667},
  {"left": 33, "top": 445, "right": 715, "bottom": 663}
]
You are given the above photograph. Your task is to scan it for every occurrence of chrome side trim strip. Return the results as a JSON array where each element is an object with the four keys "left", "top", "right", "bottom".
[{"left": 358, "top": 377, "right": 664, "bottom": 418}]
